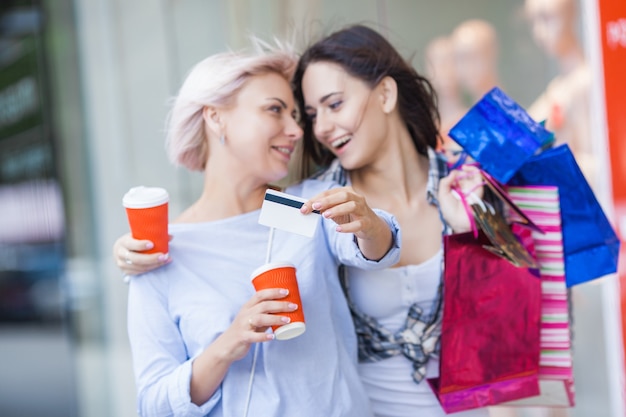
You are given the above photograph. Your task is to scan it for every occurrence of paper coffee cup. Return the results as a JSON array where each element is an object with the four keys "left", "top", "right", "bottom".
[
  {"left": 122, "top": 186, "right": 169, "bottom": 255},
  {"left": 250, "top": 262, "right": 305, "bottom": 340}
]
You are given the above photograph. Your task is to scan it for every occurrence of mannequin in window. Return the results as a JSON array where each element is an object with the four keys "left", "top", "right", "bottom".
[
  {"left": 524, "top": 0, "right": 594, "bottom": 185},
  {"left": 425, "top": 35, "right": 468, "bottom": 164},
  {"left": 450, "top": 19, "right": 501, "bottom": 106}
]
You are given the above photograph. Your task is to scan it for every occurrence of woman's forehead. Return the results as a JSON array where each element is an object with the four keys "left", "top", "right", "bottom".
[
  {"left": 304, "top": 61, "right": 349, "bottom": 79},
  {"left": 240, "top": 72, "right": 293, "bottom": 99},
  {"left": 246, "top": 71, "right": 291, "bottom": 89},
  {"left": 303, "top": 62, "right": 361, "bottom": 95},
  {"left": 302, "top": 62, "right": 375, "bottom": 100}
]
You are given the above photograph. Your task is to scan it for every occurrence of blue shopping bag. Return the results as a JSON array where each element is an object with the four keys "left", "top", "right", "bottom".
[
  {"left": 508, "top": 144, "right": 620, "bottom": 286},
  {"left": 449, "top": 87, "right": 553, "bottom": 184}
]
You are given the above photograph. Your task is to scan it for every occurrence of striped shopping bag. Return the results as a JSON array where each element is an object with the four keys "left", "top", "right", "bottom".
[{"left": 503, "top": 185, "right": 575, "bottom": 407}]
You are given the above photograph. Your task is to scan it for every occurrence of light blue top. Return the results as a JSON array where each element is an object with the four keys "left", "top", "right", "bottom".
[{"left": 127, "top": 179, "right": 401, "bottom": 417}]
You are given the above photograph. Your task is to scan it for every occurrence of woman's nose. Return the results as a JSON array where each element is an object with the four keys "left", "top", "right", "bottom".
[
  {"left": 313, "top": 111, "right": 333, "bottom": 138},
  {"left": 285, "top": 116, "right": 303, "bottom": 141}
]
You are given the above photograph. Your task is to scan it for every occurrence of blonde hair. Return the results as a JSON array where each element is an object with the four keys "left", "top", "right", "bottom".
[{"left": 166, "top": 40, "right": 298, "bottom": 171}]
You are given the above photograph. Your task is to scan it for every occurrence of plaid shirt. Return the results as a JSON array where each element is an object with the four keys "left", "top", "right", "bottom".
[{"left": 313, "top": 148, "right": 452, "bottom": 384}]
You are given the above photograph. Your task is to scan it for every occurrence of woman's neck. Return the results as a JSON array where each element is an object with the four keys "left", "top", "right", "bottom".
[
  {"left": 175, "top": 170, "right": 269, "bottom": 224},
  {"left": 349, "top": 125, "right": 430, "bottom": 206}
]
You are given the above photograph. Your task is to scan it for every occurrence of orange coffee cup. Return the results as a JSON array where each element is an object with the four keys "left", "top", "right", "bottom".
[
  {"left": 250, "top": 262, "right": 305, "bottom": 340},
  {"left": 122, "top": 186, "right": 169, "bottom": 255}
]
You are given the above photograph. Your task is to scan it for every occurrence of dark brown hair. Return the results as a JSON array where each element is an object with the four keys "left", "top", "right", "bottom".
[{"left": 293, "top": 24, "right": 441, "bottom": 178}]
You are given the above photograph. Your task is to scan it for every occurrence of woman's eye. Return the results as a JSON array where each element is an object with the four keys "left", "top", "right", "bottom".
[
  {"left": 329, "top": 100, "right": 342, "bottom": 110},
  {"left": 269, "top": 105, "right": 282, "bottom": 113},
  {"left": 306, "top": 113, "right": 317, "bottom": 122}
]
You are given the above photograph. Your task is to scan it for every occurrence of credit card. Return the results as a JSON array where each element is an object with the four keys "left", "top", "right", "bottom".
[{"left": 258, "top": 189, "right": 320, "bottom": 238}]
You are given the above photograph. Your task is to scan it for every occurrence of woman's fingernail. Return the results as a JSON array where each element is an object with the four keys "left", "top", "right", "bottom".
[
  {"left": 146, "top": 242, "right": 154, "bottom": 249},
  {"left": 266, "top": 334, "right": 275, "bottom": 340},
  {"left": 281, "top": 316, "right": 291, "bottom": 323},
  {"left": 288, "top": 303, "right": 298, "bottom": 310},
  {"left": 312, "top": 202, "right": 322, "bottom": 210},
  {"left": 158, "top": 254, "right": 169, "bottom": 262},
  {"left": 323, "top": 210, "right": 332, "bottom": 218},
  {"left": 279, "top": 289, "right": 289, "bottom": 295}
]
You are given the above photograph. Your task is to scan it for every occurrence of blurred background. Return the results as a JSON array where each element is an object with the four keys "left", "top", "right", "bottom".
[{"left": 0, "top": 0, "right": 623, "bottom": 416}]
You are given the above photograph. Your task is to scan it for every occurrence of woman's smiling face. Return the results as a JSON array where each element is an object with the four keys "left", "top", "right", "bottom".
[
  {"left": 301, "top": 62, "right": 390, "bottom": 170},
  {"left": 220, "top": 72, "right": 302, "bottom": 183}
]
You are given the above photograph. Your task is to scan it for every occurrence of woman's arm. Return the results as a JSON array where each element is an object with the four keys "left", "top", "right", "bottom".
[
  {"left": 301, "top": 186, "right": 400, "bottom": 262},
  {"left": 128, "top": 275, "right": 296, "bottom": 416},
  {"left": 188, "top": 288, "right": 295, "bottom": 404}
]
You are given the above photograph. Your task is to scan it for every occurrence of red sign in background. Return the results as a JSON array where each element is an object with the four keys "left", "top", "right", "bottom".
[{"left": 597, "top": 0, "right": 626, "bottom": 361}]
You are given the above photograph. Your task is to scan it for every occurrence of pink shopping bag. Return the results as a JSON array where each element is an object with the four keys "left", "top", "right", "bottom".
[{"left": 429, "top": 230, "right": 542, "bottom": 413}]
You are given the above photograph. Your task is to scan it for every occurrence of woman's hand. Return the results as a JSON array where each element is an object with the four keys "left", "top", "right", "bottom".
[
  {"left": 215, "top": 288, "right": 297, "bottom": 360},
  {"left": 438, "top": 165, "right": 484, "bottom": 233},
  {"left": 189, "top": 287, "right": 296, "bottom": 404},
  {"left": 112, "top": 233, "right": 171, "bottom": 276},
  {"left": 300, "top": 186, "right": 393, "bottom": 260}
]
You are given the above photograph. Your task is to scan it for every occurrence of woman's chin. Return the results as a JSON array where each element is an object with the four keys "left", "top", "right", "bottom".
[
  {"left": 266, "top": 168, "right": 289, "bottom": 184},
  {"left": 336, "top": 153, "right": 363, "bottom": 171}
]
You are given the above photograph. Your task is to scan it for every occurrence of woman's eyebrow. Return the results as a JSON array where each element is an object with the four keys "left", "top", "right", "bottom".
[
  {"left": 266, "top": 97, "right": 288, "bottom": 108},
  {"left": 319, "top": 92, "right": 341, "bottom": 104}
]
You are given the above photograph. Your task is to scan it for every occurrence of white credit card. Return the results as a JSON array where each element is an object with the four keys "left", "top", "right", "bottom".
[{"left": 258, "top": 189, "right": 320, "bottom": 238}]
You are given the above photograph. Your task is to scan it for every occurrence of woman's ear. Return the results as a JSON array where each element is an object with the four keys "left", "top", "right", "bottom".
[
  {"left": 378, "top": 76, "right": 398, "bottom": 114},
  {"left": 202, "top": 106, "right": 223, "bottom": 136}
]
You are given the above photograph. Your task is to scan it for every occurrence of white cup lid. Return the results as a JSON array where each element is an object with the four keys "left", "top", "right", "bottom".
[
  {"left": 123, "top": 186, "right": 169, "bottom": 209},
  {"left": 274, "top": 322, "right": 306, "bottom": 340},
  {"left": 250, "top": 261, "right": 295, "bottom": 281}
]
